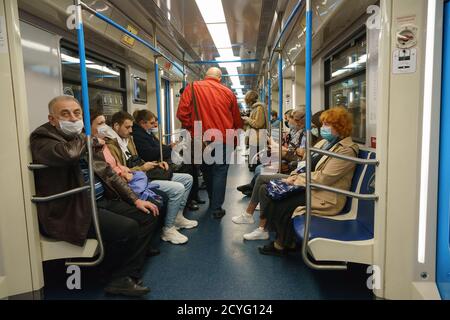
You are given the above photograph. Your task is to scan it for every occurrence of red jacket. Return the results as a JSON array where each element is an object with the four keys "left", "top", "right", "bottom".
[{"left": 177, "top": 77, "right": 243, "bottom": 143}]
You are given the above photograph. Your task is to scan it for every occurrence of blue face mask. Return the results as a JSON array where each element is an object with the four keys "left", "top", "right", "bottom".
[{"left": 320, "top": 126, "right": 337, "bottom": 142}]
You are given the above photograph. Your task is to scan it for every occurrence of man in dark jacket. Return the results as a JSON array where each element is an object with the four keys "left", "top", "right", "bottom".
[
  {"left": 131, "top": 109, "right": 204, "bottom": 210},
  {"left": 30, "top": 96, "right": 159, "bottom": 297}
]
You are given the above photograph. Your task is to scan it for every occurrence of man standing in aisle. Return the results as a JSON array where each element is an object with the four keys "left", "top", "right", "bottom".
[{"left": 177, "top": 67, "right": 243, "bottom": 219}]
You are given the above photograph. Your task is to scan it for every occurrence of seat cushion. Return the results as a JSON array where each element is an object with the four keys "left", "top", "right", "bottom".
[{"left": 293, "top": 215, "right": 373, "bottom": 242}]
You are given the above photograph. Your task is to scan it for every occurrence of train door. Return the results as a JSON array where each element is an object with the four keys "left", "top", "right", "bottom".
[{"left": 437, "top": 0, "right": 450, "bottom": 301}]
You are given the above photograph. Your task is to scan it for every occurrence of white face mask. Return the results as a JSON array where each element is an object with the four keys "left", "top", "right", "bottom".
[
  {"left": 97, "top": 124, "right": 109, "bottom": 138},
  {"left": 311, "top": 127, "right": 319, "bottom": 137},
  {"left": 147, "top": 128, "right": 159, "bottom": 135},
  {"left": 59, "top": 120, "right": 84, "bottom": 136}
]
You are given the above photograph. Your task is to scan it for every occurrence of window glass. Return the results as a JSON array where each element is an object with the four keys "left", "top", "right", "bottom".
[
  {"left": 328, "top": 37, "right": 367, "bottom": 81},
  {"left": 325, "top": 33, "right": 367, "bottom": 143},
  {"left": 61, "top": 47, "right": 124, "bottom": 89},
  {"left": 328, "top": 74, "right": 366, "bottom": 142}
]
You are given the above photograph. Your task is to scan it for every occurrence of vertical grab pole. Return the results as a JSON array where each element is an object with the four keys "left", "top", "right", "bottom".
[
  {"left": 165, "top": 79, "right": 171, "bottom": 145},
  {"left": 70, "top": 0, "right": 104, "bottom": 267},
  {"left": 301, "top": 0, "right": 346, "bottom": 271},
  {"left": 182, "top": 52, "right": 187, "bottom": 89},
  {"left": 268, "top": 71, "right": 272, "bottom": 138},
  {"left": 153, "top": 25, "right": 164, "bottom": 162},
  {"left": 278, "top": 52, "right": 283, "bottom": 174}
]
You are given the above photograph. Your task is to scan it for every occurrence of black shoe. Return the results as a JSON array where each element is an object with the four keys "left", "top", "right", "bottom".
[
  {"left": 237, "top": 184, "right": 253, "bottom": 193},
  {"left": 188, "top": 201, "right": 200, "bottom": 211},
  {"left": 193, "top": 198, "right": 206, "bottom": 205},
  {"left": 147, "top": 247, "right": 160, "bottom": 257},
  {"left": 104, "top": 277, "right": 150, "bottom": 297},
  {"left": 242, "top": 189, "right": 253, "bottom": 197},
  {"left": 258, "top": 242, "right": 287, "bottom": 257},
  {"left": 212, "top": 209, "right": 226, "bottom": 219}
]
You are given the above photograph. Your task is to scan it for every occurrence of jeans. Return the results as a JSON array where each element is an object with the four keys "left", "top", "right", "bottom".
[
  {"left": 153, "top": 173, "right": 193, "bottom": 228},
  {"left": 202, "top": 143, "right": 232, "bottom": 213}
]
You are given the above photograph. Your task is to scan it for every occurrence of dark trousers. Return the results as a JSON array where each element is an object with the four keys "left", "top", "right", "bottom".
[
  {"left": 92, "top": 198, "right": 159, "bottom": 280},
  {"left": 202, "top": 144, "right": 231, "bottom": 213},
  {"left": 175, "top": 163, "right": 200, "bottom": 202}
]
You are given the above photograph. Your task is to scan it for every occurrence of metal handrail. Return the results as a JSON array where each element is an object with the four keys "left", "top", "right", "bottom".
[
  {"left": 310, "top": 148, "right": 379, "bottom": 166},
  {"left": 269, "top": 0, "right": 305, "bottom": 65},
  {"left": 31, "top": 186, "right": 90, "bottom": 203},
  {"left": 80, "top": 2, "right": 184, "bottom": 74},
  {"left": 190, "top": 59, "right": 258, "bottom": 65},
  {"left": 310, "top": 183, "right": 379, "bottom": 201},
  {"left": 162, "top": 129, "right": 187, "bottom": 137},
  {"left": 302, "top": 0, "right": 348, "bottom": 271},
  {"left": 60, "top": 1, "right": 105, "bottom": 268}
]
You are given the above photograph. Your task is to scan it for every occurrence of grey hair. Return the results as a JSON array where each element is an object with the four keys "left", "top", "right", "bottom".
[
  {"left": 48, "top": 95, "right": 81, "bottom": 114},
  {"left": 292, "top": 106, "right": 306, "bottom": 119}
]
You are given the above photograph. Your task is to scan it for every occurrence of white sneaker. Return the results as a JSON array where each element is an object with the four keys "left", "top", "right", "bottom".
[
  {"left": 161, "top": 226, "right": 188, "bottom": 244},
  {"left": 243, "top": 227, "right": 269, "bottom": 241},
  {"left": 174, "top": 213, "right": 198, "bottom": 230},
  {"left": 232, "top": 213, "right": 255, "bottom": 224}
]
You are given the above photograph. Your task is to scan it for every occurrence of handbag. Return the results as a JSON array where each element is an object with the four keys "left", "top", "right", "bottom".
[
  {"left": 266, "top": 179, "right": 304, "bottom": 201},
  {"left": 146, "top": 166, "right": 173, "bottom": 181},
  {"left": 126, "top": 155, "right": 144, "bottom": 168}
]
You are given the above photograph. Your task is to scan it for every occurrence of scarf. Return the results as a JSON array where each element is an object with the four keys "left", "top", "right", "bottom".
[{"left": 103, "top": 125, "right": 131, "bottom": 160}]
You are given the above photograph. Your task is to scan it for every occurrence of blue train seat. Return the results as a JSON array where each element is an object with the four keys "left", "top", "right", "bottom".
[{"left": 293, "top": 150, "right": 376, "bottom": 265}]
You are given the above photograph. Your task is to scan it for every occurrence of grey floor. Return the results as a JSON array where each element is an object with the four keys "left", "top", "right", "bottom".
[{"left": 43, "top": 151, "right": 373, "bottom": 300}]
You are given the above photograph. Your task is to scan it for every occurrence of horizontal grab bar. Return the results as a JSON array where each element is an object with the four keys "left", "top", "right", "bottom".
[
  {"left": 310, "top": 183, "right": 378, "bottom": 201},
  {"left": 31, "top": 186, "right": 90, "bottom": 203},
  {"left": 310, "top": 148, "right": 379, "bottom": 166}
]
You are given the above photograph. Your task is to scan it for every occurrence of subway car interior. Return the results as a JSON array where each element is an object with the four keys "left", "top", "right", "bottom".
[{"left": 0, "top": 0, "right": 449, "bottom": 301}]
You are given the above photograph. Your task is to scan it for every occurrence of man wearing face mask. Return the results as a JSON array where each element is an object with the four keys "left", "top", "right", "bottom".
[{"left": 30, "top": 96, "right": 160, "bottom": 297}]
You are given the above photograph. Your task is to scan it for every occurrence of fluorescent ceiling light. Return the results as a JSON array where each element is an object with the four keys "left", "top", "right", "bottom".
[
  {"left": 418, "top": 0, "right": 437, "bottom": 264},
  {"left": 195, "top": 0, "right": 226, "bottom": 23},
  {"left": 232, "top": 85, "right": 245, "bottom": 89},
  {"left": 207, "top": 23, "right": 232, "bottom": 49},
  {"left": 218, "top": 48, "right": 234, "bottom": 57}
]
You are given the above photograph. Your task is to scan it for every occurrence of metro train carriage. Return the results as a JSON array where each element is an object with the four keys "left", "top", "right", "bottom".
[{"left": 0, "top": 0, "right": 449, "bottom": 302}]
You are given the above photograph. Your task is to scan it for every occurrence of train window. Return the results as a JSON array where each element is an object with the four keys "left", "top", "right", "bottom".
[
  {"left": 60, "top": 45, "right": 127, "bottom": 119},
  {"left": 325, "top": 34, "right": 367, "bottom": 143}
]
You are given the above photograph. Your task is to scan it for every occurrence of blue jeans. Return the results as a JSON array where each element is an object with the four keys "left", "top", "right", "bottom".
[
  {"left": 202, "top": 143, "right": 232, "bottom": 213},
  {"left": 153, "top": 173, "right": 193, "bottom": 228}
]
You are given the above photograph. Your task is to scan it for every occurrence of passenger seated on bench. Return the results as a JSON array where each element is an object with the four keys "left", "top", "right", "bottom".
[
  {"left": 236, "top": 109, "right": 323, "bottom": 197},
  {"left": 232, "top": 107, "right": 358, "bottom": 255},
  {"left": 30, "top": 95, "right": 162, "bottom": 297},
  {"left": 89, "top": 109, "right": 167, "bottom": 208},
  {"left": 105, "top": 111, "right": 197, "bottom": 245},
  {"left": 131, "top": 109, "right": 204, "bottom": 211}
]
